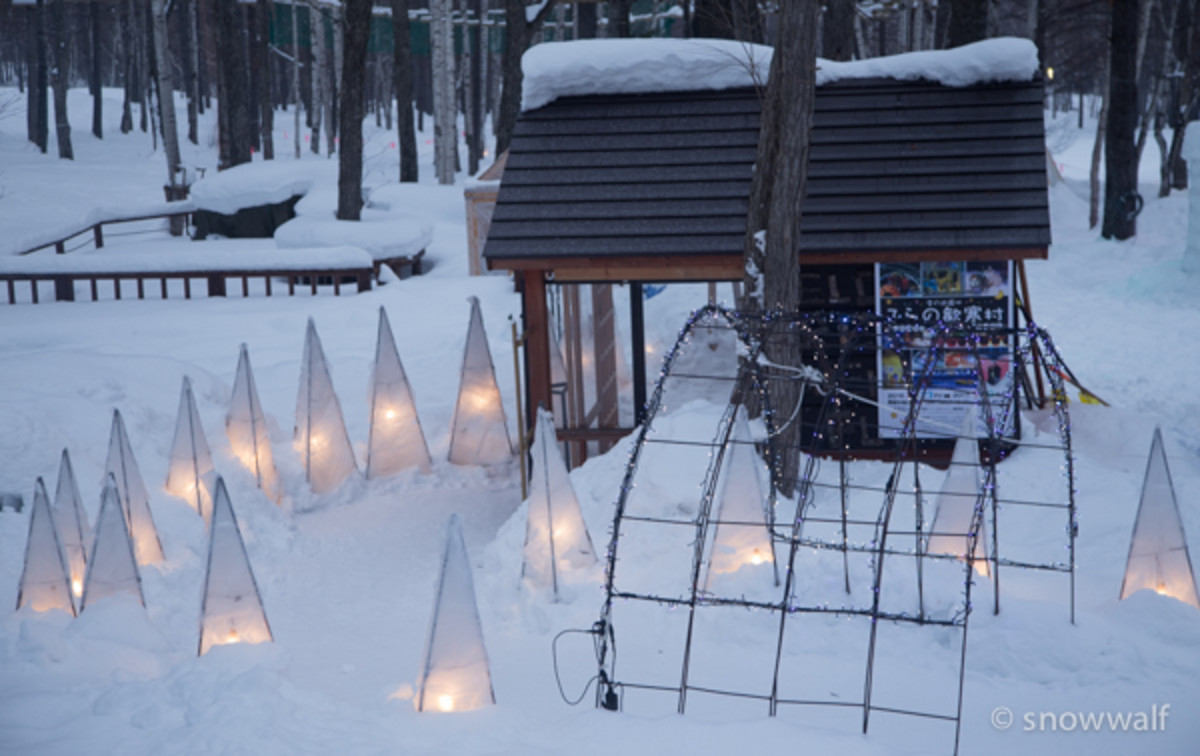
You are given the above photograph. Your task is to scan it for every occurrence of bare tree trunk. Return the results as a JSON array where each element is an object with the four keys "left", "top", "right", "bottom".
[
  {"left": 216, "top": 0, "right": 251, "bottom": 168},
  {"left": 30, "top": 3, "right": 49, "bottom": 152},
  {"left": 329, "top": 2, "right": 343, "bottom": 155},
  {"left": 466, "top": 0, "right": 484, "bottom": 175},
  {"left": 823, "top": 0, "right": 855, "bottom": 59},
  {"left": 431, "top": 0, "right": 455, "bottom": 184},
  {"left": 119, "top": 0, "right": 133, "bottom": 134},
  {"left": 494, "top": 0, "right": 558, "bottom": 157},
  {"left": 1102, "top": 0, "right": 1140, "bottom": 240},
  {"left": 136, "top": 0, "right": 147, "bottom": 133},
  {"left": 391, "top": 0, "right": 417, "bottom": 181},
  {"left": 948, "top": 0, "right": 988, "bottom": 47},
  {"left": 742, "top": 0, "right": 819, "bottom": 497},
  {"left": 182, "top": 0, "right": 198, "bottom": 145},
  {"left": 255, "top": 0, "right": 274, "bottom": 160},
  {"left": 310, "top": 1, "right": 325, "bottom": 155},
  {"left": 48, "top": 0, "right": 72, "bottom": 159},
  {"left": 338, "top": 0, "right": 370, "bottom": 221},
  {"left": 291, "top": 0, "right": 302, "bottom": 158},
  {"left": 90, "top": 0, "right": 102, "bottom": 139},
  {"left": 151, "top": 0, "right": 184, "bottom": 232}
]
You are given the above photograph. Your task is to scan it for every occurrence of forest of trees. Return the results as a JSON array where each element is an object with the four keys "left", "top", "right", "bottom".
[{"left": 0, "top": 1, "right": 1195, "bottom": 233}]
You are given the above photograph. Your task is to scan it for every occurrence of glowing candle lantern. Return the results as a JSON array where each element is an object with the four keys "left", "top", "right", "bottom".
[
  {"left": 294, "top": 319, "right": 358, "bottom": 494},
  {"left": 448, "top": 297, "right": 512, "bottom": 466},
  {"left": 227, "top": 344, "right": 281, "bottom": 502},
  {"left": 367, "top": 307, "right": 433, "bottom": 478},
  {"left": 81, "top": 474, "right": 145, "bottom": 610},
  {"left": 52, "top": 449, "right": 89, "bottom": 600},
  {"left": 522, "top": 407, "right": 595, "bottom": 599},
  {"left": 15, "top": 478, "right": 76, "bottom": 616},
  {"left": 166, "top": 376, "right": 217, "bottom": 522},
  {"left": 1120, "top": 428, "right": 1200, "bottom": 608},
  {"left": 926, "top": 413, "right": 989, "bottom": 577},
  {"left": 198, "top": 477, "right": 274, "bottom": 655},
  {"left": 416, "top": 515, "right": 495, "bottom": 712},
  {"left": 704, "top": 409, "right": 777, "bottom": 590},
  {"left": 105, "top": 409, "right": 164, "bottom": 565}
]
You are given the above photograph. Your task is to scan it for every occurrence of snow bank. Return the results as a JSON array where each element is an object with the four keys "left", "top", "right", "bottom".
[
  {"left": 189, "top": 161, "right": 331, "bottom": 216},
  {"left": 522, "top": 37, "right": 1040, "bottom": 111},
  {"left": 274, "top": 210, "right": 434, "bottom": 262}
]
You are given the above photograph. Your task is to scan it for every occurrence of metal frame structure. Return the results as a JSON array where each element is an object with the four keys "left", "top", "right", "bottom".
[{"left": 591, "top": 305, "right": 1078, "bottom": 755}]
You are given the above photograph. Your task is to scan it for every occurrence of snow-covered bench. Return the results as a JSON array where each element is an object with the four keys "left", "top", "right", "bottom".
[{"left": 0, "top": 245, "right": 375, "bottom": 304}]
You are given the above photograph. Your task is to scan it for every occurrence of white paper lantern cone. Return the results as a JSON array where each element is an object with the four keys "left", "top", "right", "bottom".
[
  {"left": 522, "top": 407, "right": 595, "bottom": 599},
  {"left": 1120, "top": 428, "right": 1200, "bottom": 608},
  {"left": 52, "top": 449, "right": 89, "bottom": 602},
  {"left": 166, "top": 376, "right": 217, "bottom": 520},
  {"left": 416, "top": 514, "right": 495, "bottom": 712},
  {"left": 16, "top": 478, "right": 76, "bottom": 616},
  {"left": 926, "top": 413, "right": 989, "bottom": 577},
  {"left": 104, "top": 409, "right": 164, "bottom": 565},
  {"left": 198, "top": 477, "right": 274, "bottom": 655},
  {"left": 294, "top": 319, "right": 359, "bottom": 493},
  {"left": 81, "top": 474, "right": 145, "bottom": 610},
  {"left": 367, "top": 307, "right": 433, "bottom": 478},
  {"left": 227, "top": 344, "right": 281, "bottom": 503},
  {"left": 448, "top": 297, "right": 512, "bottom": 466},
  {"left": 704, "top": 409, "right": 777, "bottom": 591}
]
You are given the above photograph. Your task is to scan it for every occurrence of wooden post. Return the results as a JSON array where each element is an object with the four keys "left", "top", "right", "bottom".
[
  {"left": 93, "top": 225, "right": 104, "bottom": 249},
  {"left": 522, "top": 269, "right": 552, "bottom": 436},
  {"left": 357, "top": 272, "right": 371, "bottom": 293},
  {"left": 630, "top": 282, "right": 647, "bottom": 426},
  {"left": 53, "top": 275, "right": 74, "bottom": 302},
  {"left": 208, "top": 274, "right": 227, "bottom": 297}
]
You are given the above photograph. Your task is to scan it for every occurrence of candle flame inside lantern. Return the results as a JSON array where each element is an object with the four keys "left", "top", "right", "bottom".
[{"left": 437, "top": 695, "right": 455, "bottom": 712}]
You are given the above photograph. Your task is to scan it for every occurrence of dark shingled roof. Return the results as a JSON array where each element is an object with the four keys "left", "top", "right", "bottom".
[{"left": 483, "top": 78, "right": 1050, "bottom": 268}]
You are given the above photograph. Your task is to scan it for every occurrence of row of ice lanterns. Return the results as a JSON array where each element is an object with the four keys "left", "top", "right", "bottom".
[{"left": 13, "top": 297, "right": 604, "bottom": 712}]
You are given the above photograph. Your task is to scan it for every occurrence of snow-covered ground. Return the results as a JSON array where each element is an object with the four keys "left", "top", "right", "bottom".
[{"left": 1, "top": 84, "right": 1198, "bottom": 756}]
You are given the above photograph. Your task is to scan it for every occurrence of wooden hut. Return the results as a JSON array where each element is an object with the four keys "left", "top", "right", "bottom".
[{"left": 483, "top": 74, "right": 1050, "bottom": 459}]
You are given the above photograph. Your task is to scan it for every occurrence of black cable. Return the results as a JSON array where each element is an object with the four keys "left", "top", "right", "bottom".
[{"left": 551, "top": 627, "right": 602, "bottom": 706}]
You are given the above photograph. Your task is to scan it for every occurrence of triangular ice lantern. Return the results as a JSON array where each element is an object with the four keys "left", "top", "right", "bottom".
[
  {"left": 227, "top": 343, "right": 281, "bottom": 502},
  {"left": 367, "top": 307, "right": 433, "bottom": 478},
  {"left": 105, "top": 409, "right": 164, "bottom": 564},
  {"left": 166, "top": 376, "right": 217, "bottom": 521},
  {"left": 198, "top": 477, "right": 274, "bottom": 655},
  {"left": 81, "top": 474, "right": 145, "bottom": 610},
  {"left": 294, "top": 318, "right": 358, "bottom": 493},
  {"left": 704, "top": 409, "right": 777, "bottom": 590},
  {"left": 448, "top": 297, "right": 512, "bottom": 465},
  {"left": 522, "top": 406, "right": 596, "bottom": 599},
  {"left": 16, "top": 478, "right": 76, "bottom": 616},
  {"left": 416, "top": 514, "right": 495, "bottom": 712},
  {"left": 1120, "top": 428, "right": 1200, "bottom": 608},
  {"left": 53, "top": 448, "right": 89, "bottom": 602},
  {"left": 926, "top": 412, "right": 989, "bottom": 577}
]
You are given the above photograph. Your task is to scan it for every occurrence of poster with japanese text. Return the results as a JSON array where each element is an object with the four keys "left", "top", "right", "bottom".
[{"left": 876, "top": 261, "right": 1015, "bottom": 439}]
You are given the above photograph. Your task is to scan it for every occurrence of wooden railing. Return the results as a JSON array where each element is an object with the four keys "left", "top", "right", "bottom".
[{"left": 11, "top": 204, "right": 196, "bottom": 258}]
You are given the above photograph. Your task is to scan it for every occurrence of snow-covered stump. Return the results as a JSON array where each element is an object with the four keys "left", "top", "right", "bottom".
[
  {"left": 15, "top": 478, "right": 76, "bottom": 616},
  {"left": 366, "top": 307, "right": 432, "bottom": 478},
  {"left": 294, "top": 318, "right": 358, "bottom": 494},
  {"left": 1120, "top": 428, "right": 1200, "bottom": 608},
  {"left": 416, "top": 514, "right": 495, "bottom": 713},
  {"left": 227, "top": 343, "right": 280, "bottom": 503},
  {"left": 81, "top": 474, "right": 145, "bottom": 610},
  {"left": 926, "top": 415, "right": 990, "bottom": 577},
  {"left": 166, "top": 376, "right": 217, "bottom": 522},
  {"left": 522, "top": 407, "right": 595, "bottom": 600},
  {"left": 52, "top": 449, "right": 89, "bottom": 602},
  {"left": 703, "top": 409, "right": 777, "bottom": 592},
  {"left": 448, "top": 297, "right": 512, "bottom": 466},
  {"left": 105, "top": 409, "right": 165, "bottom": 565},
  {"left": 198, "top": 477, "right": 274, "bottom": 655}
]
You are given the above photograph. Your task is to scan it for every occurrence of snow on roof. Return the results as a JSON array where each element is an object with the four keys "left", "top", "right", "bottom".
[{"left": 521, "top": 37, "right": 1040, "bottom": 112}]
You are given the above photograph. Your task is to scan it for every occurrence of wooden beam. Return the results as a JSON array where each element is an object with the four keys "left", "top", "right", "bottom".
[{"left": 522, "top": 269, "right": 552, "bottom": 434}]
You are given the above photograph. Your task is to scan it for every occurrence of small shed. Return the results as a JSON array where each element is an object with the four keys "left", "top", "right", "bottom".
[{"left": 484, "top": 40, "right": 1051, "bottom": 459}]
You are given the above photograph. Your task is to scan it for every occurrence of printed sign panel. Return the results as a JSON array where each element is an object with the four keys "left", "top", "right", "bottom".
[{"left": 876, "top": 261, "right": 1015, "bottom": 439}]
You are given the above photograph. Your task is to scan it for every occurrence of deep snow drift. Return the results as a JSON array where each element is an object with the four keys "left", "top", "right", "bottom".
[{"left": 1, "top": 82, "right": 1198, "bottom": 756}]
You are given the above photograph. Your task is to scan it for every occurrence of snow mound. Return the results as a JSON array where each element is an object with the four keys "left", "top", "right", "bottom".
[
  {"left": 522, "top": 37, "right": 1040, "bottom": 111},
  {"left": 189, "top": 161, "right": 331, "bottom": 216},
  {"left": 273, "top": 210, "right": 434, "bottom": 262}
]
